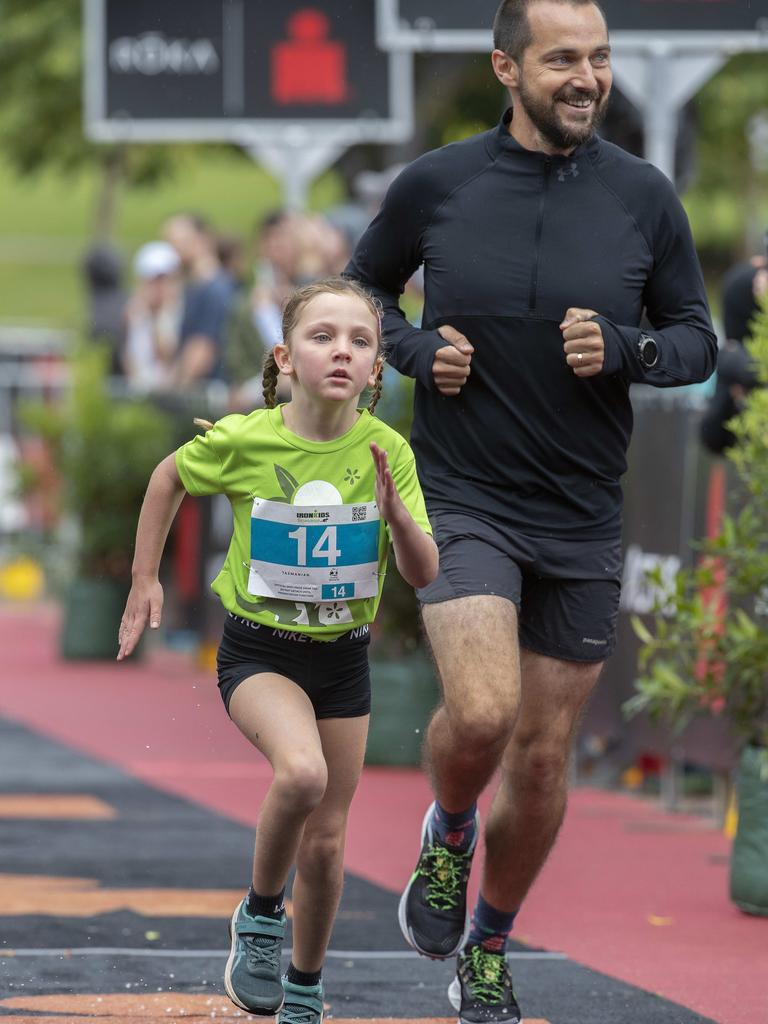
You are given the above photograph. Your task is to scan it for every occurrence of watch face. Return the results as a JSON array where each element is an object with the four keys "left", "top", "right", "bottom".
[{"left": 640, "top": 335, "right": 658, "bottom": 367}]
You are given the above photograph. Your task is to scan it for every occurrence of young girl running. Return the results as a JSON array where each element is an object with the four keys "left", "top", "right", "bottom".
[{"left": 117, "top": 277, "right": 437, "bottom": 1023}]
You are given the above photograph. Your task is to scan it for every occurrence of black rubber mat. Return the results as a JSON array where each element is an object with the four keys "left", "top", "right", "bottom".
[{"left": 0, "top": 717, "right": 716, "bottom": 1023}]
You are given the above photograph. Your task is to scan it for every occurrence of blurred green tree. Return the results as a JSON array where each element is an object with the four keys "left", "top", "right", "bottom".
[
  {"left": 0, "top": 0, "right": 195, "bottom": 238},
  {"left": 687, "top": 54, "right": 768, "bottom": 259},
  {"left": 693, "top": 55, "right": 768, "bottom": 198}
]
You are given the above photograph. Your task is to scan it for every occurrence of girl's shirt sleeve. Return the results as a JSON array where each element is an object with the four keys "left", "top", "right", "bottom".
[{"left": 175, "top": 425, "right": 227, "bottom": 496}]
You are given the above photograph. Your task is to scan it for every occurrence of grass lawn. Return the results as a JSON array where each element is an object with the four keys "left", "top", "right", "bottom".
[{"left": 0, "top": 151, "right": 344, "bottom": 332}]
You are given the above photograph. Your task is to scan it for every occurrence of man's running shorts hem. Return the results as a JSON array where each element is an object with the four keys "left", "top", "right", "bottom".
[{"left": 519, "top": 633, "right": 617, "bottom": 664}]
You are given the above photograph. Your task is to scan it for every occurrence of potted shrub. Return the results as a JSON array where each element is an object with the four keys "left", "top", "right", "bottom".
[
  {"left": 20, "top": 343, "right": 173, "bottom": 659},
  {"left": 625, "top": 295, "right": 768, "bottom": 915}
]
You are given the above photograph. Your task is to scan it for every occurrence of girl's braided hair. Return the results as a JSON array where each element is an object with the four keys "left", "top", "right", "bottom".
[
  {"left": 262, "top": 351, "right": 280, "bottom": 410},
  {"left": 262, "top": 276, "right": 385, "bottom": 414}
]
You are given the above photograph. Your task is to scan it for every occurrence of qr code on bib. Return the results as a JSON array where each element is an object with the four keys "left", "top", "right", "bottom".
[{"left": 352, "top": 505, "right": 367, "bottom": 521}]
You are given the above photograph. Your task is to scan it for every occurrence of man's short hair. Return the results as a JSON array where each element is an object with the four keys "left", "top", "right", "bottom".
[{"left": 493, "top": 0, "right": 607, "bottom": 63}]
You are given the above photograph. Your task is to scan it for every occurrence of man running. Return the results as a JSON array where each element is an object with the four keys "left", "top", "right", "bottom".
[{"left": 347, "top": 1, "right": 716, "bottom": 1021}]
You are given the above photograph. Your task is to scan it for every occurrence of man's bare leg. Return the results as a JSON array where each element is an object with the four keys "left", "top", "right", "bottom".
[
  {"left": 398, "top": 596, "right": 521, "bottom": 960},
  {"left": 481, "top": 650, "right": 603, "bottom": 912},
  {"left": 422, "top": 595, "right": 521, "bottom": 812}
]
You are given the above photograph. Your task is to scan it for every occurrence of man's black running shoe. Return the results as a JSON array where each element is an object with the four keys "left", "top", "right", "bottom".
[
  {"left": 448, "top": 945, "right": 523, "bottom": 1023},
  {"left": 398, "top": 801, "right": 479, "bottom": 959}
]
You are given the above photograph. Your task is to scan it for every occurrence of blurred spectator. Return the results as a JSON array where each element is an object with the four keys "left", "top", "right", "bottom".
[
  {"left": 325, "top": 203, "right": 371, "bottom": 254},
  {"left": 700, "top": 247, "right": 767, "bottom": 455},
  {"left": 163, "top": 213, "right": 237, "bottom": 387},
  {"left": 354, "top": 164, "right": 407, "bottom": 217},
  {"left": 225, "top": 308, "right": 268, "bottom": 413},
  {"left": 120, "top": 241, "right": 182, "bottom": 394},
  {"left": 223, "top": 211, "right": 294, "bottom": 411},
  {"left": 250, "top": 210, "right": 352, "bottom": 344},
  {"left": 351, "top": 164, "right": 425, "bottom": 307},
  {"left": 250, "top": 209, "right": 302, "bottom": 350},
  {"left": 82, "top": 243, "right": 127, "bottom": 373},
  {"left": 721, "top": 253, "right": 768, "bottom": 344},
  {"left": 224, "top": 210, "right": 350, "bottom": 411},
  {"left": 295, "top": 213, "right": 350, "bottom": 280},
  {"left": 217, "top": 233, "right": 249, "bottom": 289}
]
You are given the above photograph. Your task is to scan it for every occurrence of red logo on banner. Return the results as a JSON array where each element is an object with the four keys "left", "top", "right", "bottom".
[{"left": 271, "top": 9, "right": 348, "bottom": 105}]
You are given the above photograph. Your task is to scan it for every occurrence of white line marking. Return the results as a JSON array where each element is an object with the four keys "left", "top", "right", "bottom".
[{"left": 2, "top": 947, "right": 567, "bottom": 961}]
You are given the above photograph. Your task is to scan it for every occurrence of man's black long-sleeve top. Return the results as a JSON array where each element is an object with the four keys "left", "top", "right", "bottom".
[{"left": 347, "top": 111, "right": 717, "bottom": 541}]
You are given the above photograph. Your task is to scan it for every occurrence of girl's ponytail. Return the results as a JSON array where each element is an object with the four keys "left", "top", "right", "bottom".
[
  {"left": 367, "top": 363, "right": 384, "bottom": 414},
  {"left": 262, "top": 350, "right": 279, "bottom": 408}
]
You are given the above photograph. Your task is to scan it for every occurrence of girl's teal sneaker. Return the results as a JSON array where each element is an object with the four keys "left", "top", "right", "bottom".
[
  {"left": 279, "top": 978, "right": 325, "bottom": 1024},
  {"left": 224, "top": 899, "right": 286, "bottom": 1015}
]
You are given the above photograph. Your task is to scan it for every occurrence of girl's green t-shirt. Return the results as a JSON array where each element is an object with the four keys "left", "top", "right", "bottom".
[{"left": 175, "top": 406, "right": 431, "bottom": 639}]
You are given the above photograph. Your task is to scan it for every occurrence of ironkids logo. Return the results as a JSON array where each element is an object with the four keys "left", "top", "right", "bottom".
[{"left": 295, "top": 510, "right": 330, "bottom": 521}]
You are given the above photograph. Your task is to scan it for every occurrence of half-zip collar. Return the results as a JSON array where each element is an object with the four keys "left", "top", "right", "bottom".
[{"left": 489, "top": 107, "right": 600, "bottom": 168}]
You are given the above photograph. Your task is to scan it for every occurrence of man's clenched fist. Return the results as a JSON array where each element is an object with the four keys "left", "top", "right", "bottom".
[
  {"left": 433, "top": 324, "right": 474, "bottom": 395},
  {"left": 560, "top": 307, "right": 604, "bottom": 378}
]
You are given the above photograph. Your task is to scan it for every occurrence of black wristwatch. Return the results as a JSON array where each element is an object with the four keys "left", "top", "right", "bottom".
[{"left": 637, "top": 332, "right": 659, "bottom": 370}]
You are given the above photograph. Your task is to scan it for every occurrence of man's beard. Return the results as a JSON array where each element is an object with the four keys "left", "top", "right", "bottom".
[{"left": 517, "top": 76, "right": 609, "bottom": 150}]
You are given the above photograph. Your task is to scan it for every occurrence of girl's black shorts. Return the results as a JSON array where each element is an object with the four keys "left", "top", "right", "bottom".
[{"left": 216, "top": 612, "right": 371, "bottom": 720}]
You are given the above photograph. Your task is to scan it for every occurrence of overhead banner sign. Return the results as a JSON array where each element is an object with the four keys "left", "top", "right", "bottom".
[
  {"left": 85, "top": 0, "right": 412, "bottom": 143},
  {"left": 377, "top": 0, "right": 768, "bottom": 50}
]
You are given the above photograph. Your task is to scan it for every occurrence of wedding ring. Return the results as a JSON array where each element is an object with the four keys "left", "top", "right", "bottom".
[{"left": 577, "top": 353, "right": 583, "bottom": 362}]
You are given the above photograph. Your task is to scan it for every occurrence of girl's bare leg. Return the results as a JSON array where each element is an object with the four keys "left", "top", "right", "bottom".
[
  {"left": 290, "top": 714, "right": 369, "bottom": 972},
  {"left": 229, "top": 673, "right": 328, "bottom": 896}
]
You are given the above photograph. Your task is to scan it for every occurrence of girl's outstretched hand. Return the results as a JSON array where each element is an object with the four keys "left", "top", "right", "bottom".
[
  {"left": 369, "top": 441, "right": 439, "bottom": 588},
  {"left": 117, "top": 576, "right": 164, "bottom": 661},
  {"left": 370, "top": 442, "right": 407, "bottom": 525}
]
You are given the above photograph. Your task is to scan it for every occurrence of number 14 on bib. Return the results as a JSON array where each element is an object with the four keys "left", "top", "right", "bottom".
[{"left": 248, "top": 497, "right": 381, "bottom": 602}]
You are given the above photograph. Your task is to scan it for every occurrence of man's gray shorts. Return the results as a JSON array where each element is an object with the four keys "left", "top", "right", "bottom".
[{"left": 417, "top": 510, "right": 622, "bottom": 663}]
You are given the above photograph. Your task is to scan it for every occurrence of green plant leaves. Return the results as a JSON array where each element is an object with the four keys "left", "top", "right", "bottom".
[
  {"left": 624, "top": 294, "right": 768, "bottom": 752},
  {"left": 19, "top": 342, "right": 173, "bottom": 579}
]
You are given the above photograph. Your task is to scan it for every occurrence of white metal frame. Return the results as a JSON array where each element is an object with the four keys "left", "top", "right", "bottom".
[{"left": 375, "top": 0, "right": 768, "bottom": 54}]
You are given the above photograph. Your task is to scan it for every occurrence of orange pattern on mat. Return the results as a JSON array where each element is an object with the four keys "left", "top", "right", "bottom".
[
  {"left": 0, "top": 795, "right": 116, "bottom": 819},
  {"left": 0, "top": 874, "right": 295, "bottom": 918},
  {"left": 0, "top": 995, "right": 549, "bottom": 1023},
  {"left": 0, "top": 994, "right": 551, "bottom": 1023}
]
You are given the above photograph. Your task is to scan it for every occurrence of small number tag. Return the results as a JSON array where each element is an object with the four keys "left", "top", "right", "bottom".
[{"left": 321, "top": 583, "right": 355, "bottom": 600}]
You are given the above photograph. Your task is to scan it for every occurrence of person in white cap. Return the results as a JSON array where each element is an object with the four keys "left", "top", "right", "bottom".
[{"left": 121, "top": 241, "right": 182, "bottom": 393}]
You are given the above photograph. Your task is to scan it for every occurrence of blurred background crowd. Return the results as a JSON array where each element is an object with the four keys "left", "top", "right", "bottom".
[
  {"left": 77, "top": 163, "right": 425, "bottom": 421},
  {"left": 86, "top": 206, "right": 357, "bottom": 405}
]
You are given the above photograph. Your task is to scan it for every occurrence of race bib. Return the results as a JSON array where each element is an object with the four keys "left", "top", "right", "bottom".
[{"left": 248, "top": 498, "right": 381, "bottom": 602}]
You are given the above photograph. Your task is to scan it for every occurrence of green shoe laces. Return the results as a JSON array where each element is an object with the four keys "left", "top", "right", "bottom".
[
  {"left": 463, "top": 946, "right": 509, "bottom": 1004},
  {"left": 417, "top": 843, "right": 469, "bottom": 910}
]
